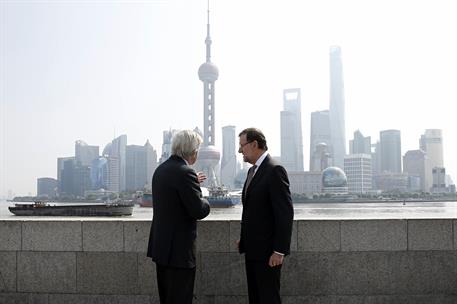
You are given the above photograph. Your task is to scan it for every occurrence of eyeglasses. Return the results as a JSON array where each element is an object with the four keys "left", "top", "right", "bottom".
[{"left": 238, "top": 141, "right": 252, "bottom": 151}]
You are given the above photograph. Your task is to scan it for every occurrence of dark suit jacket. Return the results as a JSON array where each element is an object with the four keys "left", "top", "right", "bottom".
[
  {"left": 147, "top": 155, "right": 210, "bottom": 268},
  {"left": 239, "top": 154, "right": 294, "bottom": 261}
]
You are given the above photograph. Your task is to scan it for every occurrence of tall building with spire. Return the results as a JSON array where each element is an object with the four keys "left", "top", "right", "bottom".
[
  {"left": 195, "top": 5, "right": 221, "bottom": 187},
  {"left": 329, "top": 46, "right": 346, "bottom": 168}
]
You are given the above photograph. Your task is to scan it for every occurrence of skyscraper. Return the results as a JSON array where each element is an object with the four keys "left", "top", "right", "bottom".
[
  {"left": 280, "top": 88, "right": 304, "bottom": 171},
  {"left": 90, "top": 157, "right": 108, "bottom": 190},
  {"left": 60, "top": 158, "right": 76, "bottom": 196},
  {"left": 102, "top": 135, "right": 127, "bottom": 192},
  {"left": 159, "top": 129, "right": 176, "bottom": 164},
  {"left": 403, "top": 149, "right": 431, "bottom": 192},
  {"left": 111, "top": 135, "right": 127, "bottom": 191},
  {"left": 329, "top": 46, "right": 346, "bottom": 168},
  {"left": 349, "top": 130, "right": 371, "bottom": 155},
  {"left": 37, "top": 177, "right": 58, "bottom": 198},
  {"left": 371, "top": 141, "right": 381, "bottom": 176},
  {"left": 344, "top": 154, "right": 372, "bottom": 194},
  {"left": 57, "top": 156, "right": 74, "bottom": 195},
  {"left": 106, "top": 156, "right": 120, "bottom": 192},
  {"left": 379, "top": 129, "right": 402, "bottom": 173},
  {"left": 75, "top": 140, "right": 99, "bottom": 167},
  {"left": 126, "top": 145, "right": 148, "bottom": 191},
  {"left": 196, "top": 6, "right": 220, "bottom": 187},
  {"left": 309, "top": 110, "right": 331, "bottom": 172},
  {"left": 420, "top": 129, "right": 444, "bottom": 169},
  {"left": 145, "top": 140, "right": 158, "bottom": 190},
  {"left": 432, "top": 167, "right": 447, "bottom": 192},
  {"left": 221, "top": 125, "right": 237, "bottom": 189},
  {"left": 125, "top": 141, "right": 158, "bottom": 191},
  {"left": 310, "top": 143, "right": 332, "bottom": 173},
  {"left": 73, "top": 166, "right": 91, "bottom": 197}
]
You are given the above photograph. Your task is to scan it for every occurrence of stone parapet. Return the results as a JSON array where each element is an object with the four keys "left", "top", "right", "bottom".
[{"left": 1, "top": 218, "right": 457, "bottom": 302}]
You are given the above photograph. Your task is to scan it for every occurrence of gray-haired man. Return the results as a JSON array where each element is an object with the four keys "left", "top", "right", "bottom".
[{"left": 147, "top": 129, "right": 210, "bottom": 304}]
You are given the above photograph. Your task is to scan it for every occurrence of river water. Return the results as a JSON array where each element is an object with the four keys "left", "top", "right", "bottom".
[{"left": 2, "top": 199, "right": 457, "bottom": 220}]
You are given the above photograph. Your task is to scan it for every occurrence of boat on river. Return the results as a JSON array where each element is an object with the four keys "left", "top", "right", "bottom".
[
  {"left": 8, "top": 201, "right": 134, "bottom": 216},
  {"left": 205, "top": 186, "right": 240, "bottom": 208},
  {"left": 139, "top": 192, "right": 153, "bottom": 207}
]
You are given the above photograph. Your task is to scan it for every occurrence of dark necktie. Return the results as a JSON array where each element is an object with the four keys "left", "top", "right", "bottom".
[{"left": 244, "top": 165, "right": 257, "bottom": 193}]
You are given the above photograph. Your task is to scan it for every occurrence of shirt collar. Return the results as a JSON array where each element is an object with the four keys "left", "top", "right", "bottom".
[{"left": 254, "top": 150, "right": 269, "bottom": 170}]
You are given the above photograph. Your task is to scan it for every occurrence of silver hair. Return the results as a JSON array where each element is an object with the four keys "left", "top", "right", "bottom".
[{"left": 171, "top": 130, "right": 203, "bottom": 159}]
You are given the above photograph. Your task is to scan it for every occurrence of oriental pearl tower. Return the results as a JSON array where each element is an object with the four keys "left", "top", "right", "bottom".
[{"left": 195, "top": 4, "right": 221, "bottom": 187}]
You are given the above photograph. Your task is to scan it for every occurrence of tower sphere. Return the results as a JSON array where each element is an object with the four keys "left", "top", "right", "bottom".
[
  {"left": 197, "top": 145, "right": 221, "bottom": 166},
  {"left": 198, "top": 62, "right": 219, "bottom": 81}
]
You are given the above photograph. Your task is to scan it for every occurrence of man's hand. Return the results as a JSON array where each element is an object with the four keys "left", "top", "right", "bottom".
[
  {"left": 197, "top": 172, "right": 207, "bottom": 184},
  {"left": 268, "top": 252, "right": 284, "bottom": 267}
]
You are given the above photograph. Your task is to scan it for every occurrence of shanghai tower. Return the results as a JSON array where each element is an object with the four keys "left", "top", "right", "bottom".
[{"left": 329, "top": 46, "right": 346, "bottom": 168}]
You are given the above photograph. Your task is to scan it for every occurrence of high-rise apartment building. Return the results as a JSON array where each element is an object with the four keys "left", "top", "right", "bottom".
[
  {"left": 344, "top": 154, "right": 372, "bottom": 194},
  {"left": 310, "top": 110, "right": 331, "bottom": 171},
  {"left": 221, "top": 126, "right": 237, "bottom": 189},
  {"left": 329, "top": 46, "right": 346, "bottom": 168},
  {"left": 281, "top": 88, "right": 304, "bottom": 172},
  {"left": 379, "top": 130, "right": 402, "bottom": 173}
]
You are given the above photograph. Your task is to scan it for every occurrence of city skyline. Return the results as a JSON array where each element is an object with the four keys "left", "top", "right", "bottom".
[{"left": 1, "top": 0, "right": 456, "bottom": 196}]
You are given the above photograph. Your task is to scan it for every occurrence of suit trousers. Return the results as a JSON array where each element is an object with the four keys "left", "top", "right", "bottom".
[
  {"left": 245, "top": 258, "right": 282, "bottom": 304},
  {"left": 156, "top": 263, "right": 196, "bottom": 304}
]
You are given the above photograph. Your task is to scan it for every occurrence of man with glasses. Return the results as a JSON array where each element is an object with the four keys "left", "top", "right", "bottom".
[{"left": 236, "top": 128, "right": 294, "bottom": 304}]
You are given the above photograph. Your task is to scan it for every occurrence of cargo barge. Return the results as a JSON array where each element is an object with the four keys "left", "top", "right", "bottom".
[{"left": 8, "top": 201, "right": 134, "bottom": 216}]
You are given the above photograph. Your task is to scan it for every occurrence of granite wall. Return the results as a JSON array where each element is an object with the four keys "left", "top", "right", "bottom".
[{"left": 1, "top": 219, "right": 457, "bottom": 303}]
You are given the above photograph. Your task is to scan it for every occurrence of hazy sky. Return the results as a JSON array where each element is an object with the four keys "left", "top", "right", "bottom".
[{"left": 1, "top": 0, "right": 456, "bottom": 196}]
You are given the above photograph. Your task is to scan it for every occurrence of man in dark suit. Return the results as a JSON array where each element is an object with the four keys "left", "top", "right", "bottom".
[
  {"left": 237, "top": 128, "right": 294, "bottom": 304},
  {"left": 147, "top": 130, "right": 210, "bottom": 304}
]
